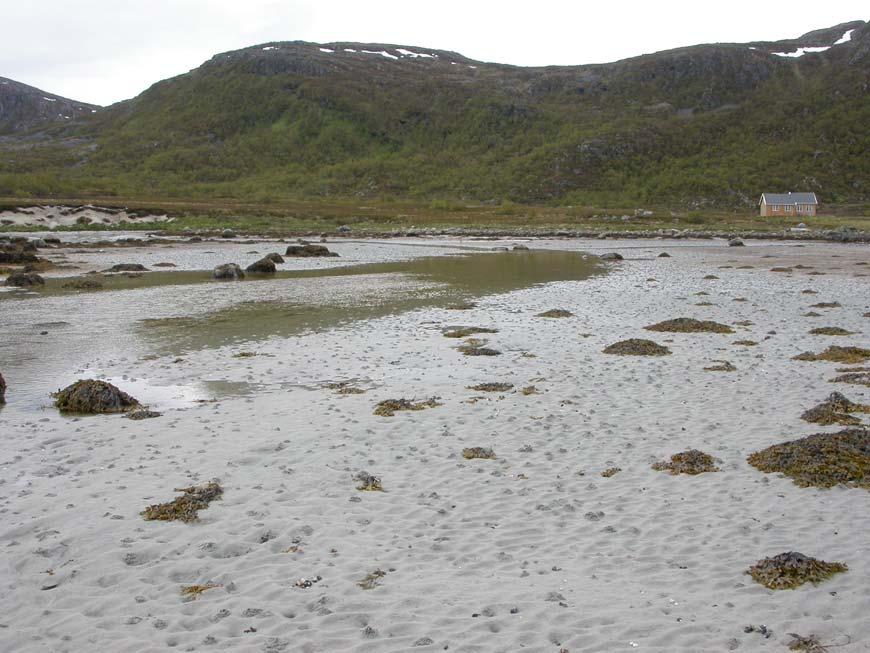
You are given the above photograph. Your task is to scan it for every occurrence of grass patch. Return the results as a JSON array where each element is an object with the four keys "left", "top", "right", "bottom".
[
  {"left": 747, "top": 552, "right": 847, "bottom": 590},
  {"left": 645, "top": 318, "right": 734, "bottom": 334}
]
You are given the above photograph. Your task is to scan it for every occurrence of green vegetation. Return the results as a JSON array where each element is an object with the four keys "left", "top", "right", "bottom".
[{"left": 1, "top": 32, "right": 869, "bottom": 221}]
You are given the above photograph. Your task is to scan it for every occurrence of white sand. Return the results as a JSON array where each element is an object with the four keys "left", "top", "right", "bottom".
[
  {"left": 0, "top": 205, "right": 171, "bottom": 228},
  {"left": 1, "top": 238, "right": 868, "bottom": 652}
]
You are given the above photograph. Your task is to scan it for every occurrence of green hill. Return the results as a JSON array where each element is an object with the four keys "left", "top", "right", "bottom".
[{"left": 1, "top": 20, "right": 868, "bottom": 209}]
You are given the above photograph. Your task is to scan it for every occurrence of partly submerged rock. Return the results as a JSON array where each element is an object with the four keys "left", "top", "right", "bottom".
[
  {"left": 645, "top": 317, "right": 734, "bottom": 334},
  {"left": 141, "top": 482, "right": 223, "bottom": 522},
  {"left": 53, "top": 379, "right": 140, "bottom": 414},
  {"left": 601, "top": 252, "right": 623, "bottom": 260},
  {"left": 103, "top": 263, "right": 148, "bottom": 273},
  {"left": 285, "top": 244, "right": 338, "bottom": 257},
  {"left": 245, "top": 257, "right": 277, "bottom": 274},
  {"left": 747, "top": 428, "right": 869, "bottom": 489},
  {"left": 212, "top": 263, "right": 245, "bottom": 280},
  {"left": 728, "top": 239, "right": 745, "bottom": 247},
  {"left": 603, "top": 338, "right": 671, "bottom": 356},
  {"left": 264, "top": 252, "right": 285, "bottom": 263},
  {"left": 747, "top": 552, "right": 847, "bottom": 590},
  {"left": 4, "top": 271, "right": 45, "bottom": 287}
]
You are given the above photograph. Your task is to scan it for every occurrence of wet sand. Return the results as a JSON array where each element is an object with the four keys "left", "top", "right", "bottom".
[{"left": 0, "top": 237, "right": 868, "bottom": 652}]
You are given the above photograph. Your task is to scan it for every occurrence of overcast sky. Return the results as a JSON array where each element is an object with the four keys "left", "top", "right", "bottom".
[{"left": 2, "top": 1, "right": 866, "bottom": 106}]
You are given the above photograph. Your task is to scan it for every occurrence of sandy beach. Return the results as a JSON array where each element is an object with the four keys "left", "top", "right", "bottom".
[{"left": 1, "top": 235, "right": 868, "bottom": 652}]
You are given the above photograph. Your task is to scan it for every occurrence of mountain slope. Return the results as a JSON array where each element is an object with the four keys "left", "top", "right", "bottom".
[
  {"left": 0, "top": 20, "right": 867, "bottom": 208},
  {"left": 0, "top": 77, "right": 98, "bottom": 134}
]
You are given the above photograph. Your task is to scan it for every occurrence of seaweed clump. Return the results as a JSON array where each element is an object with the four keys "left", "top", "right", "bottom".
[
  {"left": 141, "top": 482, "right": 223, "bottom": 522},
  {"left": 468, "top": 382, "right": 513, "bottom": 392},
  {"left": 355, "top": 472, "right": 383, "bottom": 491},
  {"left": 536, "top": 309, "right": 574, "bottom": 318},
  {"left": 600, "top": 467, "right": 621, "bottom": 477},
  {"left": 644, "top": 318, "right": 734, "bottom": 334},
  {"left": 801, "top": 392, "right": 870, "bottom": 426},
  {"left": 810, "top": 302, "right": 841, "bottom": 309},
  {"left": 786, "top": 634, "right": 829, "bottom": 652},
  {"left": 457, "top": 344, "right": 501, "bottom": 356},
  {"left": 793, "top": 346, "right": 870, "bottom": 364},
  {"left": 603, "top": 338, "right": 671, "bottom": 356},
  {"left": 462, "top": 447, "right": 496, "bottom": 460},
  {"left": 746, "top": 552, "right": 847, "bottom": 590},
  {"left": 747, "top": 428, "right": 869, "bottom": 489},
  {"left": 443, "top": 326, "right": 498, "bottom": 338},
  {"left": 652, "top": 449, "right": 719, "bottom": 475},
  {"left": 53, "top": 379, "right": 140, "bottom": 414},
  {"left": 808, "top": 327, "right": 854, "bottom": 336},
  {"left": 704, "top": 360, "right": 736, "bottom": 372},
  {"left": 373, "top": 398, "right": 440, "bottom": 417},
  {"left": 357, "top": 569, "right": 387, "bottom": 590}
]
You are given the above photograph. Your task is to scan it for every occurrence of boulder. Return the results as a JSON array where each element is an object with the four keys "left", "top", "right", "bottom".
[
  {"left": 512, "top": 244, "right": 530, "bottom": 251},
  {"left": 212, "top": 263, "right": 245, "bottom": 280},
  {"left": 601, "top": 252, "right": 624, "bottom": 260},
  {"left": 53, "top": 379, "right": 140, "bottom": 414},
  {"left": 4, "top": 272, "right": 45, "bottom": 287},
  {"left": 220, "top": 229, "right": 236, "bottom": 238},
  {"left": 284, "top": 244, "right": 339, "bottom": 257},
  {"left": 264, "top": 252, "right": 284, "bottom": 263},
  {"left": 337, "top": 225, "right": 352, "bottom": 233},
  {"left": 0, "top": 241, "right": 38, "bottom": 264},
  {"left": 728, "top": 239, "right": 745, "bottom": 247},
  {"left": 103, "top": 263, "right": 148, "bottom": 272},
  {"left": 245, "top": 257, "right": 277, "bottom": 274}
]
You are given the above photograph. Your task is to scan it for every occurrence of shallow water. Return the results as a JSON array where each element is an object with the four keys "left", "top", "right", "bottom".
[{"left": 0, "top": 244, "right": 601, "bottom": 412}]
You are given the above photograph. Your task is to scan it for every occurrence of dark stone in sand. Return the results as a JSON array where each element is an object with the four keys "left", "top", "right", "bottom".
[
  {"left": 601, "top": 252, "right": 623, "bottom": 260},
  {"left": 264, "top": 252, "right": 285, "bottom": 263},
  {"left": 103, "top": 263, "right": 148, "bottom": 272},
  {"left": 284, "top": 244, "right": 339, "bottom": 257},
  {"left": 0, "top": 371, "right": 5, "bottom": 404},
  {"left": 245, "top": 257, "right": 277, "bottom": 274},
  {"left": 212, "top": 263, "right": 245, "bottom": 280},
  {"left": 658, "top": 252, "right": 671, "bottom": 257},
  {"left": 127, "top": 409, "right": 162, "bottom": 420},
  {"left": 53, "top": 379, "right": 140, "bottom": 414},
  {"left": 728, "top": 239, "right": 745, "bottom": 247},
  {"left": 4, "top": 271, "right": 44, "bottom": 287}
]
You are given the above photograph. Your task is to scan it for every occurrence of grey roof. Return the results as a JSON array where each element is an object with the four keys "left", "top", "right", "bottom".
[{"left": 760, "top": 192, "right": 818, "bottom": 205}]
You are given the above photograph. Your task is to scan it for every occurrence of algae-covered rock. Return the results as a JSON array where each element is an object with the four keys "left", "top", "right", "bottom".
[
  {"left": 603, "top": 338, "right": 671, "bottom": 356},
  {"left": 212, "top": 263, "right": 245, "bottom": 280},
  {"left": 462, "top": 447, "right": 496, "bottom": 460},
  {"left": 536, "top": 309, "right": 574, "bottom": 318},
  {"left": 747, "top": 552, "right": 847, "bottom": 590},
  {"left": 373, "top": 398, "right": 440, "bottom": 417},
  {"left": 652, "top": 449, "right": 719, "bottom": 475},
  {"left": 53, "top": 379, "right": 139, "bottom": 414},
  {"left": 747, "top": 428, "right": 869, "bottom": 489},
  {"left": 793, "top": 346, "right": 870, "bottom": 364},
  {"left": 443, "top": 326, "right": 498, "bottom": 338},
  {"left": 4, "top": 271, "right": 44, "bottom": 287},
  {"left": 141, "top": 482, "right": 223, "bottom": 522},
  {"left": 645, "top": 318, "right": 734, "bottom": 334},
  {"left": 245, "top": 257, "right": 277, "bottom": 274},
  {"left": 285, "top": 244, "right": 338, "bottom": 257}
]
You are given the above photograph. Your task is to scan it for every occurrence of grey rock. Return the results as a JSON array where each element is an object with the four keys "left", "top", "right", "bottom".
[{"left": 213, "top": 263, "right": 245, "bottom": 280}]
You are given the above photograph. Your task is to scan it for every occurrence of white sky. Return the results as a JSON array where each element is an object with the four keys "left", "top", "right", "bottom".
[{"left": 1, "top": 0, "right": 866, "bottom": 106}]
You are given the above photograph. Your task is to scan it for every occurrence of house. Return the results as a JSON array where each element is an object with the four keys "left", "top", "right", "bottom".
[{"left": 759, "top": 192, "right": 818, "bottom": 217}]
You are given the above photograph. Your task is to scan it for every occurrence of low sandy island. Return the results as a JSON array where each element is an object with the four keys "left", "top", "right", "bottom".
[{"left": 1, "top": 236, "right": 868, "bottom": 652}]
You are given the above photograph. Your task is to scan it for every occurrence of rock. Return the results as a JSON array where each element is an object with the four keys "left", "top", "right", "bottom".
[
  {"left": 220, "top": 229, "right": 236, "bottom": 238},
  {"left": 512, "top": 244, "right": 530, "bottom": 251},
  {"left": 0, "top": 241, "right": 39, "bottom": 264},
  {"left": 284, "top": 244, "right": 339, "bottom": 257},
  {"left": 264, "top": 252, "right": 284, "bottom": 263},
  {"left": 658, "top": 252, "right": 671, "bottom": 257},
  {"left": 4, "top": 271, "right": 45, "bottom": 287},
  {"left": 337, "top": 225, "right": 352, "bottom": 233},
  {"left": 103, "top": 263, "right": 148, "bottom": 272},
  {"left": 728, "top": 239, "right": 745, "bottom": 247},
  {"left": 212, "top": 263, "right": 245, "bottom": 280},
  {"left": 29, "top": 238, "right": 47, "bottom": 248},
  {"left": 601, "top": 252, "right": 623, "bottom": 260},
  {"left": 53, "top": 379, "right": 140, "bottom": 414},
  {"left": 245, "top": 257, "right": 277, "bottom": 274},
  {"left": 0, "top": 371, "right": 6, "bottom": 404}
]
